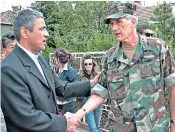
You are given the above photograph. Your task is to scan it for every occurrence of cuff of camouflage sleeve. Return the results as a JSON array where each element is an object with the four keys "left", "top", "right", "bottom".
[
  {"left": 91, "top": 84, "right": 109, "bottom": 99},
  {"left": 165, "top": 73, "right": 175, "bottom": 88}
]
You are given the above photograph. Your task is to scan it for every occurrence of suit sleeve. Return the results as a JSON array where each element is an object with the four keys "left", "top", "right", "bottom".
[
  {"left": 54, "top": 73, "right": 91, "bottom": 98},
  {"left": 41, "top": 56, "right": 91, "bottom": 98},
  {"left": 1, "top": 65, "right": 67, "bottom": 132}
]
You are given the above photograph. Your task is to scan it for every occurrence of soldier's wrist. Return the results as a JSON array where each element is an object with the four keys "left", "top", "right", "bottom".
[
  {"left": 80, "top": 108, "right": 87, "bottom": 115},
  {"left": 76, "top": 108, "right": 86, "bottom": 118}
]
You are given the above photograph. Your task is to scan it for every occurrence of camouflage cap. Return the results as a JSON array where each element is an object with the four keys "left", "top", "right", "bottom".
[{"left": 104, "top": 2, "right": 137, "bottom": 24}]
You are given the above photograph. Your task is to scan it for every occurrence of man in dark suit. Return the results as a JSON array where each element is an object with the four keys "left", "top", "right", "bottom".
[{"left": 1, "top": 8, "right": 105, "bottom": 132}]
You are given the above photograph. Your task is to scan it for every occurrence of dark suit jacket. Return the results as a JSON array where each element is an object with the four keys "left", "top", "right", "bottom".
[{"left": 1, "top": 45, "right": 90, "bottom": 132}]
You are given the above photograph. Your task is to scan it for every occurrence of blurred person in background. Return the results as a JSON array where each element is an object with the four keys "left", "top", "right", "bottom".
[
  {"left": 54, "top": 48, "right": 79, "bottom": 115},
  {"left": 1, "top": 32, "right": 17, "bottom": 61},
  {"left": 137, "top": 24, "right": 154, "bottom": 37},
  {"left": 78, "top": 54, "right": 103, "bottom": 132}
]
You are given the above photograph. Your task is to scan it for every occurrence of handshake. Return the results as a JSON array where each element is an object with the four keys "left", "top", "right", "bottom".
[{"left": 64, "top": 109, "right": 86, "bottom": 132}]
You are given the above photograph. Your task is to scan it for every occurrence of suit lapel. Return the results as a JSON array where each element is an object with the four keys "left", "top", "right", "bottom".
[
  {"left": 38, "top": 55, "right": 58, "bottom": 110},
  {"left": 38, "top": 55, "right": 55, "bottom": 90},
  {"left": 14, "top": 45, "right": 50, "bottom": 90},
  {"left": 29, "top": 65, "right": 49, "bottom": 88}
]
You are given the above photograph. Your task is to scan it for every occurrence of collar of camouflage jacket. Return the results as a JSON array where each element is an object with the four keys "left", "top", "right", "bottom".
[{"left": 111, "top": 35, "right": 159, "bottom": 66}]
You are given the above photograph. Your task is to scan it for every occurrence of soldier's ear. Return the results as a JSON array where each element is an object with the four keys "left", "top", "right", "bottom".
[
  {"left": 20, "top": 27, "right": 29, "bottom": 39},
  {"left": 131, "top": 17, "right": 137, "bottom": 27}
]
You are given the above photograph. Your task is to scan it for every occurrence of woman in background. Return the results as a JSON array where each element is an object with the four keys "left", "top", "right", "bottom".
[
  {"left": 79, "top": 54, "right": 103, "bottom": 132},
  {"left": 54, "top": 48, "right": 79, "bottom": 114}
]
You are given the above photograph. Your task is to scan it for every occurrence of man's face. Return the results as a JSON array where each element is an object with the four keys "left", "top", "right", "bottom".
[
  {"left": 27, "top": 18, "right": 49, "bottom": 54},
  {"left": 3, "top": 40, "right": 17, "bottom": 56},
  {"left": 110, "top": 17, "right": 134, "bottom": 42}
]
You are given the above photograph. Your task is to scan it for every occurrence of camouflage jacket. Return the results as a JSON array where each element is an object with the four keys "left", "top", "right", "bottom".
[{"left": 100, "top": 35, "right": 175, "bottom": 132}]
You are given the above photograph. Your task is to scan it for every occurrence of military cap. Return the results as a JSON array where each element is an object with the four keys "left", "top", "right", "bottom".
[{"left": 104, "top": 2, "right": 137, "bottom": 24}]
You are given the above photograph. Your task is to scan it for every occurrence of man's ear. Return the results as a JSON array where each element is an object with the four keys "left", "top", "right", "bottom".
[
  {"left": 131, "top": 17, "right": 137, "bottom": 27},
  {"left": 20, "top": 27, "right": 29, "bottom": 39},
  {"left": 2, "top": 48, "right": 6, "bottom": 54}
]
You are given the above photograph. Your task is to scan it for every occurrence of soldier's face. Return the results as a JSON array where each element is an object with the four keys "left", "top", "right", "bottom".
[{"left": 110, "top": 17, "right": 134, "bottom": 42}]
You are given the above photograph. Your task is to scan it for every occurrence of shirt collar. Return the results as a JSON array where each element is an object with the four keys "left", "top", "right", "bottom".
[
  {"left": 63, "top": 63, "right": 68, "bottom": 71},
  {"left": 59, "top": 63, "right": 68, "bottom": 73},
  {"left": 116, "top": 34, "right": 142, "bottom": 65},
  {"left": 17, "top": 43, "right": 40, "bottom": 61}
]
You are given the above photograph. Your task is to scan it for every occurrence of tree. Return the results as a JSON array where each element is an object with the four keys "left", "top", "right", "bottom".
[
  {"left": 153, "top": 2, "right": 175, "bottom": 57},
  {"left": 30, "top": 1, "right": 116, "bottom": 59}
]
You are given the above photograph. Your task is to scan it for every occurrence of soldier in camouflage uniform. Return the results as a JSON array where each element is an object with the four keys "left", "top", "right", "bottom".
[
  {"left": 75, "top": 2, "right": 175, "bottom": 132},
  {"left": 100, "top": 2, "right": 175, "bottom": 132}
]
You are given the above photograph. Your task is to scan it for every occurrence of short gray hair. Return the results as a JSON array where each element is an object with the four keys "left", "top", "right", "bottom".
[
  {"left": 125, "top": 15, "right": 138, "bottom": 25},
  {"left": 13, "top": 8, "right": 44, "bottom": 41}
]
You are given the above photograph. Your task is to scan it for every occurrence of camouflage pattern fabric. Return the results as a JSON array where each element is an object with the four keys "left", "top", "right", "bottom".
[{"left": 100, "top": 35, "right": 175, "bottom": 132}]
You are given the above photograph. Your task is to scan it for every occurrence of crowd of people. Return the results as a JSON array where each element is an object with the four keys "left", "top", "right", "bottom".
[{"left": 1, "top": 1, "right": 175, "bottom": 132}]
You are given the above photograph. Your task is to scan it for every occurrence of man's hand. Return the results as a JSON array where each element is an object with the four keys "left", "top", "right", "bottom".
[
  {"left": 64, "top": 112, "right": 81, "bottom": 132},
  {"left": 90, "top": 72, "right": 102, "bottom": 87},
  {"left": 66, "top": 109, "right": 87, "bottom": 132}
]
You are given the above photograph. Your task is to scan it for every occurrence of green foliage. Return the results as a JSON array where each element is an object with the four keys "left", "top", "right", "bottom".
[
  {"left": 154, "top": 2, "right": 173, "bottom": 28},
  {"left": 42, "top": 45, "right": 55, "bottom": 61},
  {"left": 153, "top": 2, "right": 175, "bottom": 58},
  {"left": 29, "top": 1, "right": 116, "bottom": 58},
  {"left": 29, "top": 1, "right": 175, "bottom": 58},
  {"left": 139, "top": 2, "right": 175, "bottom": 58}
]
